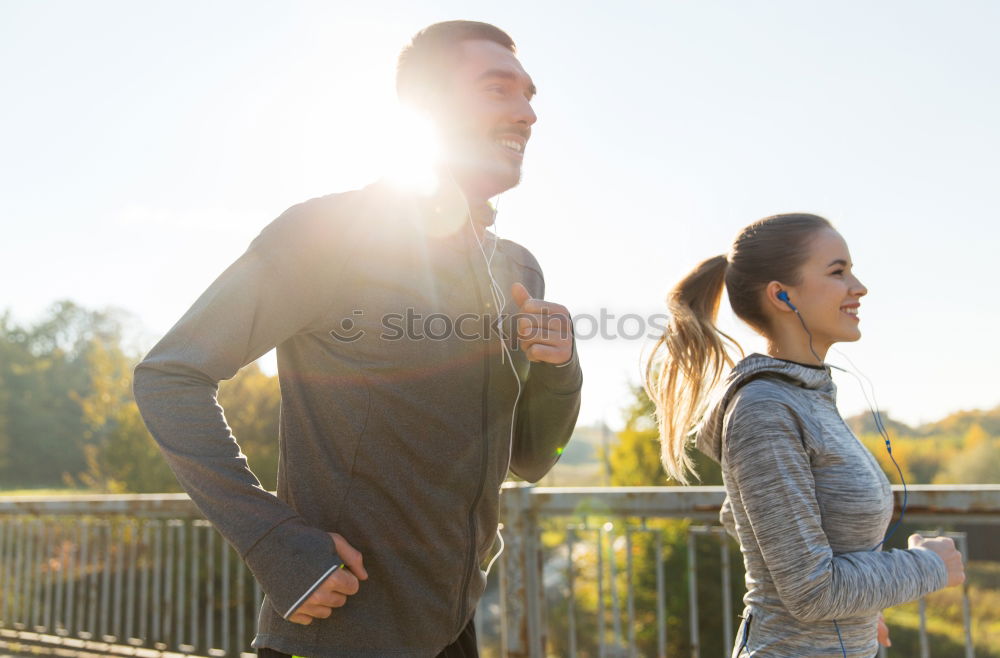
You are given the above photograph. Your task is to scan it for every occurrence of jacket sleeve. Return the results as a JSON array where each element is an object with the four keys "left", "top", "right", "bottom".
[
  {"left": 132, "top": 197, "right": 356, "bottom": 619},
  {"left": 723, "top": 396, "right": 948, "bottom": 622},
  {"left": 508, "top": 264, "right": 583, "bottom": 483}
]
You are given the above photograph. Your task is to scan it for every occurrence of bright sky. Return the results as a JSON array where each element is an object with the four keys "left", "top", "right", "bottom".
[{"left": 2, "top": 1, "right": 998, "bottom": 430}]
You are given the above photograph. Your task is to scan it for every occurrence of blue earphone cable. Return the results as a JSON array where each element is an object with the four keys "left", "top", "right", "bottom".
[
  {"left": 829, "top": 351, "right": 909, "bottom": 551},
  {"left": 828, "top": 356, "right": 909, "bottom": 657},
  {"left": 780, "top": 293, "right": 907, "bottom": 657}
]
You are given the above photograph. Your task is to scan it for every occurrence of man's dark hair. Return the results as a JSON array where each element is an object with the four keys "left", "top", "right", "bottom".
[{"left": 396, "top": 21, "right": 516, "bottom": 106}]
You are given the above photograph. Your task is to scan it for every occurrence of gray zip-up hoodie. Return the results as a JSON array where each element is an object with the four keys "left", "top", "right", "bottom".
[
  {"left": 132, "top": 182, "right": 582, "bottom": 657},
  {"left": 695, "top": 354, "right": 947, "bottom": 657}
]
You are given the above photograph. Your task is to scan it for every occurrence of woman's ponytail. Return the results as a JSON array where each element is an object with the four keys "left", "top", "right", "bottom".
[{"left": 644, "top": 254, "right": 741, "bottom": 483}]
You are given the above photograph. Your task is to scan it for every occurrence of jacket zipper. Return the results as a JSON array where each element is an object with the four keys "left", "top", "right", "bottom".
[{"left": 456, "top": 240, "right": 492, "bottom": 632}]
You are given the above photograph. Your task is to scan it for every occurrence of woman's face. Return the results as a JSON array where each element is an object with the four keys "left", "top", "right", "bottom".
[{"left": 785, "top": 228, "right": 868, "bottom": 349}]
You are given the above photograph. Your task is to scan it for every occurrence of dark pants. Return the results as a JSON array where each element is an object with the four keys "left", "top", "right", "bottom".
[{"left": 258, "top": 616, "right": 478, "bottom": 658}]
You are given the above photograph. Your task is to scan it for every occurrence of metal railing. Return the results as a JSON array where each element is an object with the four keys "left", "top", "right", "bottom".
[
  {"left": 1, "top": 485, "right": 997, "bottom": 657},
  {"left": 0, "top": 495, "right": 257, "bottom": 657},
  {"left": 496, "top": 485, "right": 1000, "bottom": 658}
]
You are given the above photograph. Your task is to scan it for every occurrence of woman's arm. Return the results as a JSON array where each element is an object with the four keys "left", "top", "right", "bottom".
[{"left": 724, "top": 393, "right": 948, "bottom": 622}]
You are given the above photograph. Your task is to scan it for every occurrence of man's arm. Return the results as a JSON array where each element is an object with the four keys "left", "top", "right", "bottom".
[
  {"left": 508, "top": 282, "right": 582, "bottom": 482},
  {"left": 133, "top": 196, "right": 359, "bottom": 619}
]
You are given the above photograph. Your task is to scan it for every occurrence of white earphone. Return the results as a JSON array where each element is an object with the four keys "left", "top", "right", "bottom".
[{"left": 446, "top": 172, "right": 521, "bottom": 579}]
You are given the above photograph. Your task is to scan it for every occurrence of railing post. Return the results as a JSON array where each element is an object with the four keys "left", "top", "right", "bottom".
[
  {"left": 625, "top": 528, "right": 636, "bottom": 657},
  {"left": 718, "top": 526, "right": 733, "bottom": 652},
  {"left": 607, "top": 524, "right": 623, "bottom": 652},
  {"left": 501, "top": 483, "right": 544, "bottom": 658},
  {"left": 915, "top": 529, "right": 975, "bottom": 658},
  {"left": 956, "top": 533, "right": 973, "bottom": 658},
  {"left": 597, "top": 524, "right": 606, "bottom": 658},
  {"left": 565, "top": 526, "right": 578, "bottom": 658},
  {"left": 655, "top": 532, "right": 667, "bottom": 658},
  {"left": 687, "top": 528, "right": 700, "bottom": 658}
]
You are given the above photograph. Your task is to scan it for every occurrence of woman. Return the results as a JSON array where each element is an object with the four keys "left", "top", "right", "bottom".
[{"left": 645, "top": 213, "right": 964, "bottom": 657}]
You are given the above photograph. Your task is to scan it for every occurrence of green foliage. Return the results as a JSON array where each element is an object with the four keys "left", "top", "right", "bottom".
[
  {"left": 882, "top": 562, "right": 1000, "bottom": 657},
  {"left": 0, "top": 303, "right": 109, "bottom": 486},
  {"left": 608, "top": 383, "right": 722, "bottom": 486},
  {"left": 933, "top": 437, "right": 1000, "bottom": 484},
  {"left": 923, "top": 406, "right": 1000, "bottom": 437},
  {"left": 79, "top": 399, "right": 181, "bottom": 494},
  {"left": 844, "top": 409, "right": 922, "bottom": 437},
  {"left": 67, "top": 318, "right": 178, "bottom": 493},
  {"left": 0, "top": 301, "right": 283, "bottom": 493},
  {"left": 610, "top": 426, "right": 666, "bottom": 486},
  {"left": 858, "top": 421, "right": 1000, "bottom": 485},
  {"left": 217, "top": 363, "right": 281, "bottom": 491}
]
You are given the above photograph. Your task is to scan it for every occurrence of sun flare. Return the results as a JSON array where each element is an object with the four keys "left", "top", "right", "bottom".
[{"left": 383, "top": 108, "right": 442, "bottom": 196}]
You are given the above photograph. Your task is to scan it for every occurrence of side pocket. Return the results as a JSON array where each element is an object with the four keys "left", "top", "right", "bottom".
[{"left": 731, "top": 612, "right": 752, "bottom": 658}]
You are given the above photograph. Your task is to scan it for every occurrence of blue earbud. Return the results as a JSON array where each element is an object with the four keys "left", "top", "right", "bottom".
[{"left": 777, "top": 290, "right": 797, "bottom": 311}]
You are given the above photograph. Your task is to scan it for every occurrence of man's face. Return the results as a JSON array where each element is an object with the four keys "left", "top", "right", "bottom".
[{"left": 435, "top": 39, "right": 537, "bottom": 200}]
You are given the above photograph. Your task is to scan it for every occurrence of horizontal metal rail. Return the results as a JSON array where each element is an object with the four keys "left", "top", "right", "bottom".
[{"left": 518, "top": 484, "right": 1000, "bottom": 522}]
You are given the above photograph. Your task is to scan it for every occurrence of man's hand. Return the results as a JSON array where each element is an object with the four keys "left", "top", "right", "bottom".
[
  {"left": 511, "top": 282, "right": 573, "bottom": 365},
  {"left": 877, "top": 612, "right": 891, "bottom": 647},
  {"left": 288, "top": 533, "right": 368, "bottom": 625}
]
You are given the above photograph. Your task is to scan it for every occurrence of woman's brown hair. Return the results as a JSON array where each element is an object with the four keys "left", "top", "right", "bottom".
[{"left": 644, "top": 213, "right": 833, "bottom": 482}]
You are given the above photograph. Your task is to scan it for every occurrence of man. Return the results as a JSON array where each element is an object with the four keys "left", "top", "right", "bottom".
[{"left": 133, "top": 20, "right": 581, "bottom": 658}]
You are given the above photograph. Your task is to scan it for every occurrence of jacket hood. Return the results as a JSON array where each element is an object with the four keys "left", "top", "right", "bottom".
[{"left": 695, "top": 353, "right": 834, "bottom": 463}]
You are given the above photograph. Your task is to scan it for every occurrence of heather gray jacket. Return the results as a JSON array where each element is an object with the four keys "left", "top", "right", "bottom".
[
  {"left": 133, "top": 181, "right": 582, "bottom": 657},
  {"left": 696, "top": 354, "right": 946, "bottom": 657}
]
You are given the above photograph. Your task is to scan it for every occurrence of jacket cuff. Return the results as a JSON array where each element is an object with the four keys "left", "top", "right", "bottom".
[
  {"left": 532, "top": 341, "right": 582, "bottom": 394},
  {"left": 909, "top": 546, "right": 950, "bottom": 592},
  {"left": 282, "top": 563, "right": 344, "bottom": 619},
  {"left": 242, "top": 516, "right": 342, "bottom": 618}
]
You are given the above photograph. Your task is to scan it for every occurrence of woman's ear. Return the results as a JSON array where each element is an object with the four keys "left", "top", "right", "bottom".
[{"left": 764, "top": 281, "right": 795, "bottom": 313}]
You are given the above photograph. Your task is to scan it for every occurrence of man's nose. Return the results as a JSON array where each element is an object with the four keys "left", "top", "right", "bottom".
[{"left": 513, "top": 96, "right": 537, "bottom": 126}]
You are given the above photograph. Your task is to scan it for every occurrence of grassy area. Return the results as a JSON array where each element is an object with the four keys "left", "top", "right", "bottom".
[
  {"left": 537, "top": 462, "right": 606, "bottom": 486},
  {"left": 0, "top": 488, "right": 90, "bottom": 497},
  {"left": 883, "top": 561, "right": 1000, "bottom": 657}
]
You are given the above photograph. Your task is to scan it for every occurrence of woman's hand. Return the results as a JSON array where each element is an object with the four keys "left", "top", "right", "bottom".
[
  {"left": 877, "top": 612, "right": 891, "bottom": 647},
  {"left": 908, "top": 533, "right": 966, "bottom": 587}
]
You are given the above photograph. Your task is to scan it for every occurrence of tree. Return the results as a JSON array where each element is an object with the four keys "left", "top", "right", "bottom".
[
  {"left": 0, "top": 300, "right": 285, "bottom": 493},
  {"left": 0, "top": 302, "right": 111, "bottom": 487},
  {"left": 609, "top": 383, "right": 722, "bottom": 487},
  {"left": 78, "top": 349, "right": 282, "bottom": 493},
  {"left": 608, "top": 384, "right": 668, "bottom": 486},
  {"left": 71, "top": 331, "right": 178, "bottom": 493},
  {"left": 78, "top": 401, "right": 180, "bottom": 493},
  {"left": 923, "top": 406, "right": 1000, "bottom": 437},
  {"left": 217, "top": 362, "right": 281, "bottom": 491},
  {"left": 0, "top": 313, "right": 12, "bottom": 472},
  {"left": 933, "top": 429, "right": 1000, "bottom": 485}
]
